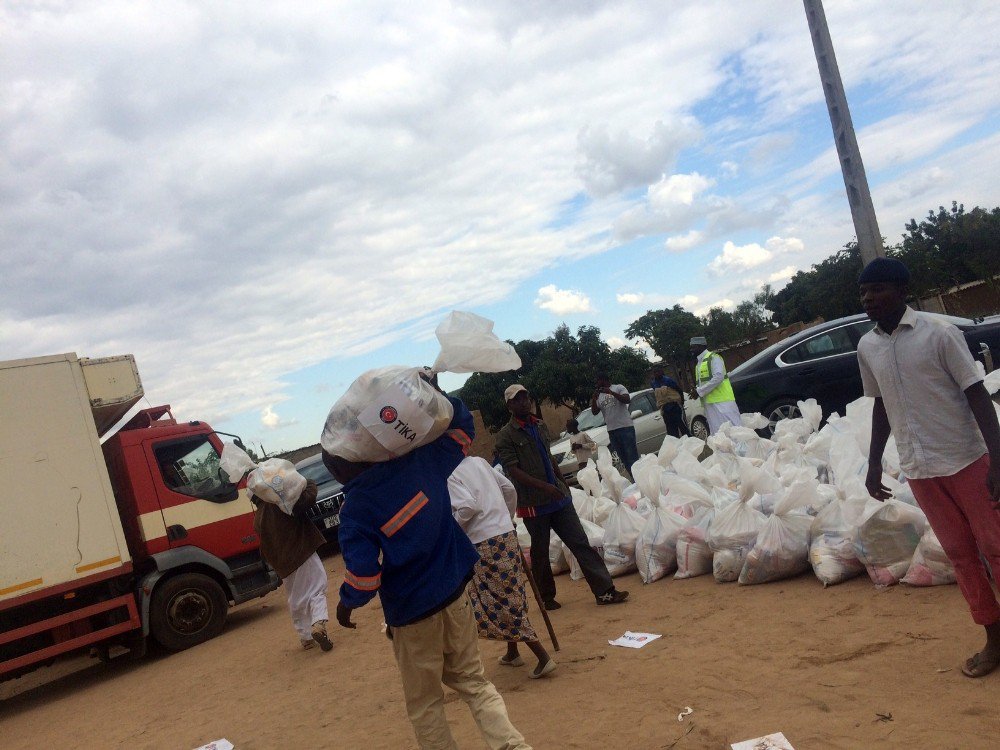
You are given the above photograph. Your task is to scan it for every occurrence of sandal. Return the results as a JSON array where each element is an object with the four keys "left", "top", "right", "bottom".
[
  {"left": 529, "top": 659, "right": 557, "bottom": 679},
  {"left": 498, "top": 654, "right": 525, "bottom": 667},
  {"left": 962, "top": 651, "right": 1000, "bottom": 678}
]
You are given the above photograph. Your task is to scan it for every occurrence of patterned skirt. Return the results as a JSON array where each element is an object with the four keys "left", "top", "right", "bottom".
[{"left": 468, "top": 530, "right": 538, "bottom": 643}]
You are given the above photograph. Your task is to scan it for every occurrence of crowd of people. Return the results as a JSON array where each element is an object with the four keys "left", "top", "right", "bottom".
[{"left": 248, "top": 257, "right": 999, "bottom": 748}]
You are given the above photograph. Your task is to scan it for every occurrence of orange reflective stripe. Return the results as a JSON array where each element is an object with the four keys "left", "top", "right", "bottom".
[
  {"left": 380, "top": 491, "right": 429, "bottom": 537},
  {"left": 345, "top": 570, "right": 381, "bottom": 592},
  {"left": 447, "top": 428, "right": 472, "bottom": 455}
]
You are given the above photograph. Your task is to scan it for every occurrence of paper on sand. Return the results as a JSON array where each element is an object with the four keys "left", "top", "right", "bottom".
[
  {"left": 608, "top": 631, "right": 662, "bottom": 648},
  {"left": 731, "top": 732, "right": 794, "bottom": 750}
]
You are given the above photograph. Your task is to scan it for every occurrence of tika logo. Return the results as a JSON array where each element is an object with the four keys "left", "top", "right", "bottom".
[{"left": 379, "top": 406, "right": 398, "bottom": 424}]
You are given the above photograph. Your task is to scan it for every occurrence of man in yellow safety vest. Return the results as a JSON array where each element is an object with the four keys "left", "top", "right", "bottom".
[{"left": 688, "top": 336, "right": 741, "bottom": 435}]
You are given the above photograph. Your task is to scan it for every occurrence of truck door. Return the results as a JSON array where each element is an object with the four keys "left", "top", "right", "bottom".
[{"left": 147, "top": 435, "right": 258, "bottom": 559}]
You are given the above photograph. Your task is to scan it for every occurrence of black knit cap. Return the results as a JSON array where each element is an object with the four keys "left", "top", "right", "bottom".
[{"left": 858, "top": 257, "right": 910, "bottom": 284}]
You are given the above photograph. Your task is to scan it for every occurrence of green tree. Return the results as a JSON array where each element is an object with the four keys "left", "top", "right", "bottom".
[
  {"left": 765, "top": 242, "right": 866, "bottom": 326},
  {"left": 460, "top": 324, "right": 652, "bottom": 430},
  {"left": 625, "top": 304, "right": 702, "bottom": 383}
]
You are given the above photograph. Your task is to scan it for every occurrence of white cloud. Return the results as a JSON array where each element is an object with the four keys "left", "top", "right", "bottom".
[
  {"left": 605, "top": 336, "right": 628, "bottom": 349},
  {"left": 768, "top": 265, "right": 798, "bottom": 283},
  {"left": 707, "top": 236, "right": 803, "bottom": 275},
  {"left": 678, "top": 294, "right": 700, "bottom": 307},
  {"left": 616, "top": 292, "right": 644, "bottom": 305},
  {"left": 534, "top": 284, "right": 593, "bottom": 315},
  {"left": 720, "top": 161, "right": 739, "bottom": 178},
  {"left": 261, "top": 405, "right": 298, "bottom": 431},
  {"left": 664, "top": 229, "right": 704, "bottom": 252},
  {"left": 694, "top": 298, "right": 735, "bottom": 316},
  {"left": 648, "top": 172, "right": 715, "bottom": 209}
]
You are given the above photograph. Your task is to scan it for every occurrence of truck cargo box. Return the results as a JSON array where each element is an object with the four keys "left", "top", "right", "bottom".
[{"left": 1, "top": 353, "right": 137, "bottom": 605}]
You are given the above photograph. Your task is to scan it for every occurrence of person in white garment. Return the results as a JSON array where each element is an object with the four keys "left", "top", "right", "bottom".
[
  {"left": 250, "top": 479, "right": 333, "bottom": 651},
  {"left": 688, "top": 336, "right": 741, "bottom": 436},
  {"left": 448, "top": 456, "right": 556, "bottom": 679}
]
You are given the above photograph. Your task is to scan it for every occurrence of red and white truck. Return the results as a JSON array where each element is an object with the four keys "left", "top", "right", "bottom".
[{"left": 1, "top": 353, "right": 279, "bottom": 680}]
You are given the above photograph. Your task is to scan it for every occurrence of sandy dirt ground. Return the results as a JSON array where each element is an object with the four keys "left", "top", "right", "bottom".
[{"left": 3, "top": 546, "right": 999, "bottom": 750}]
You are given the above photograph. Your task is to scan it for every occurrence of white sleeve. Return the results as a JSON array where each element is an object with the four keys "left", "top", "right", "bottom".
[
  {"left": 696, "top": 355, "right": 726, "bottom": 398},
  {"left": 937, "top": 324, "right": 983, "bottom": 391},
  {"left": 492, "top": 466, "right": 518, "bottom": 516},
  {"left": 446, "top": 475, "right": 478, "bottom": 533}
]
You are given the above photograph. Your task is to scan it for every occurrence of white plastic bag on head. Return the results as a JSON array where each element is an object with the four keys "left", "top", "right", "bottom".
[
  {"left": 674, "top": 507, "right": 715, "bottom": 579},
  {"left": 430, "top": 311, "right": 521, "bottom": 374},
  {"left": 563, "top": 518, "right": 605, "bottom": 581},
  {"left": 901, "top": 528, "right": 956, "bottom": 587},
  {"left": 321, "top": 365, "right": 454, "bottom": 463},
  {"left": 602, "top": 503, "right": 646, "bottom": 576},
  {"left": 738, "top": 480, "right": 816, "bottom": 585},
  {"left": 636, "top": 508, "right": 687, "bottom": 583},
  {"left": 247, "top": 458, "right": 307, "bottom": 515},
  {"left": 220, "top": 442, "right": 257, "bottom": 483},
  {"left": 808, "top": 493, "right": 866, "bottom": 587},
  {"left": 854, "top": 498, "right": 928, "bottom": 586}
]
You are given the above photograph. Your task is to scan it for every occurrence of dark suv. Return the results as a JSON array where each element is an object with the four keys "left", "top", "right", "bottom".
[
  {"left": 294, "top": 453, "right": 345, "bottom": 544},
  {"left": 729, "top": 312, "right": 999, "bottom": 433}
]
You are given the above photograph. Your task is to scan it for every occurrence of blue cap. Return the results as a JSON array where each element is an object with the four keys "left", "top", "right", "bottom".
[{"left": 858, "top": 257, "right": 910, "bottom": 284}]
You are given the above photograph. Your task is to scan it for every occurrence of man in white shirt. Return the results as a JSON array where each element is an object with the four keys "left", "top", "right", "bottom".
[
  {"left": 590, "top": 374, "right": 639, "bottom": 472},
  {"left": 857, "top": 256, "right": 1000, "bottom": 679},
  {"left": 566, "top": 418, "right": 597, "bottom": 469},
  {"left": 688, "top": 336, "right": 741, "bottom": 435}
]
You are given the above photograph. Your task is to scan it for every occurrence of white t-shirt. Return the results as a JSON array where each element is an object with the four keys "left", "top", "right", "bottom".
[
  {"left": 857, "top": 307, "right": 985, "bottom": 479},
  {"left": 595, "top": 384, "right": 632, "bottom": 431},
  {"left": 447, "top": 456, "right": 518, "bottom": 545}
]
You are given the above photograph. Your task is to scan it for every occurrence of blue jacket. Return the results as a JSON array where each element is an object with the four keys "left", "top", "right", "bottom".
[{"left": 337, "top": 396, "right": 478, "bottom": 626}]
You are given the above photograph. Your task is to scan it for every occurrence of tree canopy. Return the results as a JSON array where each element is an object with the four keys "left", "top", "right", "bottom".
[{"left": 460, "top": 324, "right": 651, "bottom": 430}]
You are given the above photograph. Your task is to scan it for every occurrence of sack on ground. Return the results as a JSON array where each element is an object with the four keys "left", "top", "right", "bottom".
[
  {"left": 808, "top": 494, "right": 867, "bottom": 586},
  {"left": 603, "top": 503, "right": 646, "bottom": 577},
  {"left": 321, "top": 365, "right": 453, "bottom": 463},
  {"left": 577, "top": 462, "right": 603, "bottom": 498},
  {"left": 550, "top": 531, "right": 569, "bottom": 575},
  {"left": 674, "top": 507, "right": 715, "bottom": 579},
  {"left": 563, "top": 518, "right": 606, "bottom": 581},
  {"left": 636, "top": 508, "right": 687, "bottom": 583},
  {"left": 854, "top": 498, "right": 928, "bottom": 586},
  {"left": 738, "top": 480, "right": 816, "bottom": 585},
  {"left": 708, "top": 492, "right": 767, "bottom": 583},
  {"left": 901, "top": 528, "right": 956, "bottom": 587}
]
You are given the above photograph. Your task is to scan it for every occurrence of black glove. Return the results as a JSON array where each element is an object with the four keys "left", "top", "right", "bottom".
[{"left": 336, "top": 601, "right": 356, "bottom": 629}]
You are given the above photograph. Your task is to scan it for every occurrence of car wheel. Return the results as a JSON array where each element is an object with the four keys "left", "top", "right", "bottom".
[
  {"left": 149, "top": 572, "right": 228, "bottom": 651},
  {"left": 689, "top": 416, "right": 709, "bottom": 441},
  {"left": 765, "top": 399, "right": 802, "bottom": 435}
]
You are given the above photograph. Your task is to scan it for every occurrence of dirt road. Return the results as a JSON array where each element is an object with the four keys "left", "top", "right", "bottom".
[{"left": 2, "top": 550, "right": 998, "bottom": 749}]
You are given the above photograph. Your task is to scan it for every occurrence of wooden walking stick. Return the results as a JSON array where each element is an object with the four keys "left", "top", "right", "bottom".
[{"left": 520, "top": 548, "right": 560, "bottom": 652}]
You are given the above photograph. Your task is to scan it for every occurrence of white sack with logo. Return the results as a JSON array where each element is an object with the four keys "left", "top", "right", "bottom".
[{"left": 220, "top": 442, "right": 305, "bottom": 515}]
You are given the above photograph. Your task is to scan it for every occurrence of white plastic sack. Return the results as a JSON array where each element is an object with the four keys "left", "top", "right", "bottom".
[
  {"left": 661, "top": 473, "right": 712, "bottom": 504},
  {"left": 602, "top": 503, "right": 646, "bottom": 577},
  {"left": 220, "top": 442, "right": 257, "bottom": 483},
  {"left": 321, "top": 365, "right": 454, "bottom": 463},
  {"left": 576, "top": 462, "right": 603, "bottom": 498},
  {"left": 738, "top": 480, "right": 816, "bottom": 585},
  {"left": 798, "top": 398, "right": 822, "bottom": 432},
  {"left": 854, "top": 499, "right": 928, "bottom": 586},
  {"left": 550, "top": 531, "right": 569, "bottom": 575},
  {"left": 563, "top": 518, "right": 606, "bottom": 581},
  {"left": 657, "top": 434, "right": 682, "bottom": 467},
  {"left": 674, "top": 507, "right": 715, "bottom": 579},
  {"left": 249, "top": 460, "right": 307, "bottom": 515},
  {"left": 808, "top": 494, "right": 867, "bottom": 586},
  {"left": 632, "top": 455, "right": 662, "bottom": 503},
  {"left": 620, "top": 482, "right": 643, "bottom": 509},
  {"left": 708, "top": 495, "right": 767, "bottom": 583},
  {"left": 741, "top": 412, "right": 770, "bottom": 430},
  {"left": 636, "top": 508, "right": 687, "bottom": 583},
  {"left": 430, "top": 311, "right": 521, "bottom": 374},
  {"left": 901, "top": 528, "right": 956, "bottom": 587},
  {"left": 672, "top": 450, "right": 709, "bottom": 485}
]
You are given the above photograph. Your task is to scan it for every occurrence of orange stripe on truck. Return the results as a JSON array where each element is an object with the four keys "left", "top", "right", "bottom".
[
  {"left": 0, "top": 578, "right": 43, "bottom": 597},
  {"left": 75, "top": 556, "right": 122, "bottom": 574},
  {"left": 380, "top": 491, "right": 429, "bottom": 537}
]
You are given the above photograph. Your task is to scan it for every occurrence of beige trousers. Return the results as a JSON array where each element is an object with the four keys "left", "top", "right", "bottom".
[{"left": 391, "top": 593, "right": 531, "bottom": 750}]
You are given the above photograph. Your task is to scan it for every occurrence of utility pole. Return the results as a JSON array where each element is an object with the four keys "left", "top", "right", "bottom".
[{"left": 803, "top": 0, "right": 884, "bottom": 263}]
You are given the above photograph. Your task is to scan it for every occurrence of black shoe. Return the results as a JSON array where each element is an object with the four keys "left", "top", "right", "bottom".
[
  {"left": 596, "top": 588, "right": 629, "bottom": 605},
  {"left": 543, "top": 599, "right": 562, "bottom": 611}
]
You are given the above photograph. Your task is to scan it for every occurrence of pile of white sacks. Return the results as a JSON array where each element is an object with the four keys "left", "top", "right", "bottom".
[{"left": 514, "top": 393, "right": 992, "bottom": 590}]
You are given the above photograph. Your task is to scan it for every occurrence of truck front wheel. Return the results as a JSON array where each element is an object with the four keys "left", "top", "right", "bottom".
[{"left": 149, "top": 573, "right": 228, "bottom": 651}]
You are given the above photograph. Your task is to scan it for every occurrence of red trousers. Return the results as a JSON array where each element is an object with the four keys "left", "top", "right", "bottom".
[{"left": 909, "top": 454, "right": 1000, "bottom": 626}]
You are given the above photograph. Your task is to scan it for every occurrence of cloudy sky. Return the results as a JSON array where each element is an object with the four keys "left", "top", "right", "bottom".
[{"left": 3, "top": 1, "right": 999, "bottom": 454}]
